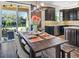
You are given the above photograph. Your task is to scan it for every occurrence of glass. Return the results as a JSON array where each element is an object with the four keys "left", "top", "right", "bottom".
[
  {"left": 0, "top": 2, "right": 31, "bottom": 42},
  {"left": 17, "top": 5, "right": 30, "bottom": 32},
  {"left": 1, "top": 4, "right": 17, "bottom": 42}
]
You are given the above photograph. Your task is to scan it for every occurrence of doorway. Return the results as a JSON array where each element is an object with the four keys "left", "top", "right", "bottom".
[{"left": 0, "top": 1, "right": 31, "bottom": 43}]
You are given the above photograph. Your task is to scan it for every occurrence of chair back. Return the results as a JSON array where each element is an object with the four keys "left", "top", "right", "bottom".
[{"left": 14, "top": 31, "right": 30, "bottom": 58}]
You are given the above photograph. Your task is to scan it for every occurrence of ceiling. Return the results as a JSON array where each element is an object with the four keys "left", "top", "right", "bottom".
[
  {"left": 12, "top": 1, "right": 79, "bottom": 9},
  {"left": 52, "top": 1, "right": 79, "bottom": 9}
]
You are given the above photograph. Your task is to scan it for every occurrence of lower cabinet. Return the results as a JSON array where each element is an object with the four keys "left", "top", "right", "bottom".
[
  {"left": 45, "top": 26, "right": 64, "bottom": 35},
  {"left": 45, "top": 26, "right": 54, "bottom": 35},
  {"left": 59, "top": 26, "right": 64, "bottom": 35}
]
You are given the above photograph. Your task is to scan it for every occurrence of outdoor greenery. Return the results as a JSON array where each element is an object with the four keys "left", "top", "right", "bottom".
[
  {"left": 2, "top": 20, "right": 16, "bottom": 27},
  {"left": 2, "top": 16, "right": 26, "bottom": 28},
  {"left": 2, "top": 10, "right": 29, "bottom": 38},
  {"left": 18, "top": 16, "right": 26, "bottom": 27}
]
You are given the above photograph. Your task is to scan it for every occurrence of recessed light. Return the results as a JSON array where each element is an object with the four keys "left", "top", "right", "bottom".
[{"left": 3, "top": 5, "right": 5, "bottom": 7}]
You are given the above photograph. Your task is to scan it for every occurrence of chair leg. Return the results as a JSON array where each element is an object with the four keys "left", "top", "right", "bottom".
[
  {"left": 16, "top": 49, "right": 19, "bottom": 58},
  {"left": 61, "top": 50, "right": 65, "bottom": 58},
  {"left": 67, "top": 52, "right": 71, "bottom": 58}
]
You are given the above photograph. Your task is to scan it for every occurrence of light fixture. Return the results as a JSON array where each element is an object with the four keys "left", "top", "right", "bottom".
[
  {"left": 31, "top": 2, "right": 49, "bottom": 12},
  {"left": 10, "top": 4, "right": 13, "bottom": 6},
  {"left": 40, "top": 3, "right": 45, "bottom": 6},
  {"left": 38, "top": 2, "right": 47, "bottom": 11},
  {"left": 3, "top": 5, "right": 5, "bottom": 7}
]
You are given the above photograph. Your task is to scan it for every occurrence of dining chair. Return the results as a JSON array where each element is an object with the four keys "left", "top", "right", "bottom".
[
  {"left": 14, "top": 31, "right": 30, "bottom": 58},
  {"left": 7, "top": 30, "right": 14, "bottom": 40}
]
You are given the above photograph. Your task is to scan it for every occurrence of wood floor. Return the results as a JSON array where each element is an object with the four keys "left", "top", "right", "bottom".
[
  {"left": 0, "top": 35, "right": 79, "bottom": 58},
  {"left": 0, "top": 41, "right": 17, "bottom": 58}
]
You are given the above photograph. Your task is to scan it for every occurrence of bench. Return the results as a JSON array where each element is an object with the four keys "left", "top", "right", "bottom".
[{"left": 61, "top": 44, "right": 75, "bottom": 58}]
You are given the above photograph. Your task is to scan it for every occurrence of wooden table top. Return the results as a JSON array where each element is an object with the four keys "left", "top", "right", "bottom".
[{"left": 19, "top": 32, "right": 68, "bottom": 53}]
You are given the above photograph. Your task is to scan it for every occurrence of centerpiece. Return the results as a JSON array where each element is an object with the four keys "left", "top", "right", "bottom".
[{"left": 32, "top": 15, "right": 40, "bottom": 32}]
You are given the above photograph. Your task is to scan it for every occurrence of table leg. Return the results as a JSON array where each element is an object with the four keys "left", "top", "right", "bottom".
[
  {"left": 55, "top": 45, "right": 61, "bottom": 58},
  {"left": 61, "top": 50, "right": 65, "bottom": 58},
  {"left": 30, "top": 49, "right": 36, "bottom": 58},
  {"left": 67, "top": 52, "right": 70, "bottom": 58}
]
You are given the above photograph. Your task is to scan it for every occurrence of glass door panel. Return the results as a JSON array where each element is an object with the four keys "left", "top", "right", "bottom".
[
  {"left": 1, "top": 3, "right": 17, "bottom": 42},
  {"left": 17, "top": 5, "right": 30, "bottom": 32}
]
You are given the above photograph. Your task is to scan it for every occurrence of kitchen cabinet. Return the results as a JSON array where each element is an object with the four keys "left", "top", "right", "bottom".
[
  {"left": 60, "top": 8, "right": 78, "bottom": 20},
  {"left": 59, "top": 26, "right": 64, "bottom": 35},
  {"left": 45, "top": 26, "right": 54, "bottom": 35},
  {"left": 63, "top": 10, "right": 70, "bottom": 20},
  {"left": 45, "top": 7, "right": 55, "bottom": 21},
  {"left": 45, "top": 26, "right": 64, "bottom": 36}
]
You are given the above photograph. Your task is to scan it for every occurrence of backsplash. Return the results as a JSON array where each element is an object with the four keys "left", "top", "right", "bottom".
[{"left": 45, "top": 21, "right": 79, "bottom": 26}]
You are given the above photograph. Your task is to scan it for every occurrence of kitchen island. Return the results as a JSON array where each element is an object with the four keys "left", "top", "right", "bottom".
[{"left": 64, "top": 27, "right": 79, "bottom": 46}]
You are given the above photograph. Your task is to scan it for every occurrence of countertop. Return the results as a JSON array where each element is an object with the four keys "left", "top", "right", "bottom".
[{"left": 64, "top": 27, "right": 79, "bottom": 30}]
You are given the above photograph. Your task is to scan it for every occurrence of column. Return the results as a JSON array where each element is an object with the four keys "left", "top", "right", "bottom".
[
  {"left": 55, "top": 8, "right": 60, "bottom": 22},
  {"left": 41, "top": 10, "right": 45, "bottom": 32}
]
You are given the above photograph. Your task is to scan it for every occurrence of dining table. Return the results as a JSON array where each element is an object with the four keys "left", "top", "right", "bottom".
[{"left": 18, "top": 31, "right": 68, "bottom": 58}]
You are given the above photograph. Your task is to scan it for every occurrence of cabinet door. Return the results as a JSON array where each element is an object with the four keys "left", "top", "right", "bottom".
[
  {"left": 45, "top": 26, "right": 54, "bottom": 35},
  {"left": 51, "top": 26, "right": 54, "bottom": 35},
  {"left": 45, "top": 26, "right": 51, "bottom": 34},
  {"left": 70, "top": 30, "right": 76, "bottom": 45},
  {"left": 69, "top": 10, "right": 74, "bottom": 20},
  {"left": 65, "top": 29, "right": 76, "bottom": 45},
  {"left": 45, "top": 8, "right": 55, "bottom": 21},
  {"left": 66, "top": 29, "right": 71, "bottom": 41},
  {"left": 69, "top": 9, "right": 77, "bottom": 20},
  {"left": 63, "top": 10, "right": 70, "bottom": 20},
  {"left": 59, "top": 26, "right": 64, "bottom": 35},
  {"left": 76, "top": 30, "right": 79, "bottom": 47}
]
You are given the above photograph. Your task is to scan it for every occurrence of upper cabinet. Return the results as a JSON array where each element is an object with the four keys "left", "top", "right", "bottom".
[
  {"left": 45, "top": 7, "right": 55, "bottom": 21},
  {"left": 60, "top": 7, "right": 78, "bottom": 21},
  {"left": 62, "top": 10, "right": 70, "bottom": 20}
]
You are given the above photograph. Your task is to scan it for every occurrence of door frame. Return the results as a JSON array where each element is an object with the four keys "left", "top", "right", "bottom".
[{"left": 0, "top": 1, "right": 31, "bottom": 41}]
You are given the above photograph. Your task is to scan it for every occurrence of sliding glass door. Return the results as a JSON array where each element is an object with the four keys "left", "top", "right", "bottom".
[
  {"left": 1, "top": 2, "right": 17, "bottom": 42},
  {"left": 0, "top": 2, "right": 31, "bottom": 43}
]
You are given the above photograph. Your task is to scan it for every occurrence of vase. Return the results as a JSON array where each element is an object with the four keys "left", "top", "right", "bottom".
[{"left": 33, "top": 23, "right": 38, "bottom": 32}]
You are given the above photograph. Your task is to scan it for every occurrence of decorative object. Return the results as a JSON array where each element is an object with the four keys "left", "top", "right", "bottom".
[{"left": 32, "top": 15, "right": 40, "bottom": 32}]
